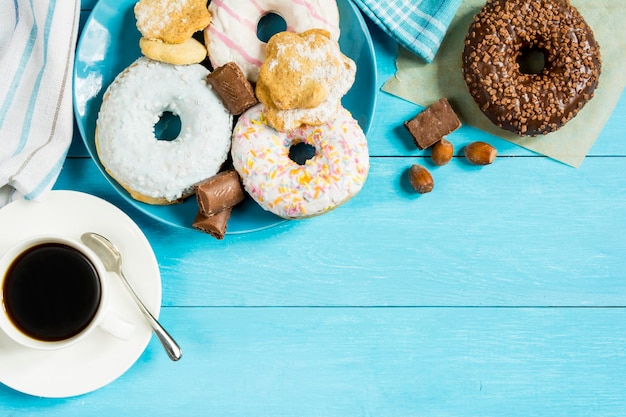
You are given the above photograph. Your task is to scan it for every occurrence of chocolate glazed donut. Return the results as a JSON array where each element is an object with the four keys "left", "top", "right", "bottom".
[{"left": 462, "top": 0, "right": 601, "bottom": 136}]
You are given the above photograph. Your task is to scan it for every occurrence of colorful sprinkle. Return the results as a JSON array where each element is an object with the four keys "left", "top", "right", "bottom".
[{"left": 231, "top": 104, "right": 369, "bottom": 219}]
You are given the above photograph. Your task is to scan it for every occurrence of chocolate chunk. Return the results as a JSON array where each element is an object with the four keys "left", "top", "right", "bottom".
[
  {"left": 192, "top": 208, "right": 232, "bottom": 240},
  {"left": 194, "top": 170, "right": 245, "bottom": 217},
  {"left": 207, "top": 62, "right": 257, "bottom": 115},
  {"left": 404, "top": 98, "right": 461, "bottom": 150}
]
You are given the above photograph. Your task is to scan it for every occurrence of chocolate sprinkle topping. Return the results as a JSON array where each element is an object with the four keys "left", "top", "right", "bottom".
[{"left": 462, "top": 0, "right": 601, "bottom": 136}]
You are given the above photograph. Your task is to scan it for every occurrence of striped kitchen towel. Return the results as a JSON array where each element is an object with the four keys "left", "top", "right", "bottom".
[
  {"left": 352, "top": 0, "right": 462, "bottom": 62},
  {"left": 0, "top": 0, "right": 80, "bottom": 208}
]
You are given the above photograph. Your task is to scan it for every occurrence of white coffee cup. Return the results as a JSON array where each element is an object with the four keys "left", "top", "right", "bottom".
[{"left": 0, "top": 234, "right": 134, "bottom": 350}]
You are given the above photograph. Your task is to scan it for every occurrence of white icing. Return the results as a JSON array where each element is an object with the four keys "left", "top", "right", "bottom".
[
  {"left": 96, "top": 57, "right": 233, "bottom": 202},
  {"left": 205, "top": 0, "right": 341, "bottom": 82}
]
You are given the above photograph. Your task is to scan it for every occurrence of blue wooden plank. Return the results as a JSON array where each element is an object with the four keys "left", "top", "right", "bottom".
[
  {"left": 1, "top": 307, "right": 624, "bottom": 416},
  {"left": 54, "top": 156, "right": 626, "bottom": 307}
]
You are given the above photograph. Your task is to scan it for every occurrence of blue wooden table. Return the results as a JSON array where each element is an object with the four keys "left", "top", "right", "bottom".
[{"left": 1, "top": 1, "right": 625, "bottom": 415}]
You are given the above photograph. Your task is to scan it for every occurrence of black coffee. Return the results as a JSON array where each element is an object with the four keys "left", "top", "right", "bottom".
[{"left": 2, "top": 243, "right": 102, "bottom": 342}]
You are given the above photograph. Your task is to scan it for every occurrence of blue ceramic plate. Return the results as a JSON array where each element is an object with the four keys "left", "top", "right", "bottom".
[{"left": 73, "top": 0, "right": 377, "bottom": 233}]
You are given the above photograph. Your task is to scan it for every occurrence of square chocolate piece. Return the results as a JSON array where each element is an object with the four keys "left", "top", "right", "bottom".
[
  {"left": 207, "top": 62, "right": 257, "bottom": 115},
  {"left": 404, "top": 98, "right": 461, "bottom": 150},
  {"left": 194, "top": 170, "right": 245, "bottom": 217},
  {"left": 192, "top": 207, "right": 232, "bottom": 240}
]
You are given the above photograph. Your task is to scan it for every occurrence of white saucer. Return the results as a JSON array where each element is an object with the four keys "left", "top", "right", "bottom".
[{"left": 0, "top": 190, "right": 161, "bottom": 398}]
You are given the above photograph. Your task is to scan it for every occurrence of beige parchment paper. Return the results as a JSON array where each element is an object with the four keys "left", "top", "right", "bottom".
[{"left": 382, "top": 0, "right": 626, "bottom": 167}]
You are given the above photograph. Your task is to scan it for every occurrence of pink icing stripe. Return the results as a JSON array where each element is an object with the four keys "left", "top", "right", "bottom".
[
  {"left": 250, "top": 0, "right": 297, "bottom": 34},
  {"left": 292, "top": 0, "right": 336, "bottom": 29},
  {"left": 251, "top": 0, "right": 336, "bottom": 35},
  {"left": 207, "top": 26, "right": 263, "bottom": 67},
  {"left": 250, "top": 0, "right": 267, "bottom": 14},
  {"left": 211, "top": 0, "right": 258, "bottom": 33}
]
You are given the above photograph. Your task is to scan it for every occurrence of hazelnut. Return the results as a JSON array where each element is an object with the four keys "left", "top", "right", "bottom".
[
  {"left": 408, "top": 164, "right": 434, "bottom": 194},
  {"left": 431, "top": 138, "right": 454, "bottom": 166},
  {"left": 464, "top": 141, "right": 497, "bottom": 165}
]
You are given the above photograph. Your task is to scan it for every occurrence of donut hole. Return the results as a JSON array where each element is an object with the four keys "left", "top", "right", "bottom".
[
  {"left": 517, "top": 45, "right": 548, "bottom": 75},
  {"left": 154, "top": 111, "right": 182, "bottom": 141},
  {"left": 288, "top": 142, "right": 317, "bottom": 165},
  {"left": 257, "top": 12, "right": 287, "bottom": 43}
]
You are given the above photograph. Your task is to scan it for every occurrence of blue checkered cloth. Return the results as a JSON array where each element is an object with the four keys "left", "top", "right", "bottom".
[{"left": 352, "top": 0, "right": 462, "bottom": 62}]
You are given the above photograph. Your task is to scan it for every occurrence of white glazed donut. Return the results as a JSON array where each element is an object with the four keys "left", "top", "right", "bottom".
[
  {"left": 96, "top": 57, "right": 233, "bottom": 205},
  {"left": 205, "top": 0, "right": 340, "bottom": 82},
  {"left": 231, "top": 103, "right": 369, "bottom": 219}
]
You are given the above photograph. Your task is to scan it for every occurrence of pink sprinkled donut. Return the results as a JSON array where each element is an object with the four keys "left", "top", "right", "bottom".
[
  {"left": 205, "top": 0, "right": 340, "bottom": 82},
  {"left": 231, "top": 103, "right": 369, "bottom": 219}
]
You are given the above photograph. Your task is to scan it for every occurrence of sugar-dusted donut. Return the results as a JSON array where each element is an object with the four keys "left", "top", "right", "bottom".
[
  {"left": 462, "top": 0, "right": 601, "bottom": 136},
  {"left": 205, "top": 0, "right": 340, "bottom": 82},
  {"left": 231, "top": 103, "right": 369, "bottom": 219},
  {"left": 96, "top": 57, "right": 232, "bottom": 205}
]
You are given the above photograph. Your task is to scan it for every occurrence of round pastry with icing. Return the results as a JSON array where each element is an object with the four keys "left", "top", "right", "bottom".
[
  {"left": 96, "top": 57, "right": 232, "bottom": 205},
  {"left": 205, "top": 0, "right": 340, "bottom": 82},
  {"left": 462, "top": 0, "right": 601, "bottom": 136},
  {"left": 231, "top": 103, "right": 369, "bottom": 219}
]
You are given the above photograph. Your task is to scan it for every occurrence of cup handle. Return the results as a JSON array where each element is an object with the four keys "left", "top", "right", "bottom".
[{"left": 98, "top": 311, "right": 135, "bottom": 340}]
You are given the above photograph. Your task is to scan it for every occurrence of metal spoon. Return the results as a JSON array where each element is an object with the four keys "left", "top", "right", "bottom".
[{"left": 81, "top": 232, "right": 182, "bottom": 361}]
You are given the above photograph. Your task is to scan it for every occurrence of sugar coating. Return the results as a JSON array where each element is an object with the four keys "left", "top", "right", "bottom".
[
  {"left": 231, "top": 103, "right": 369, "bottom": 219},
  {"left": 135, "top": 0, "right": 182, "bottom": 33},
  {"left": 257, "top": 30, "right": 356, "bottom": 131},
  {"left": 96, "top": 57, "right": 232, "bottom": 203},
  {"left": 134, "top": 0, "right": 211, "bottom": 44}
]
